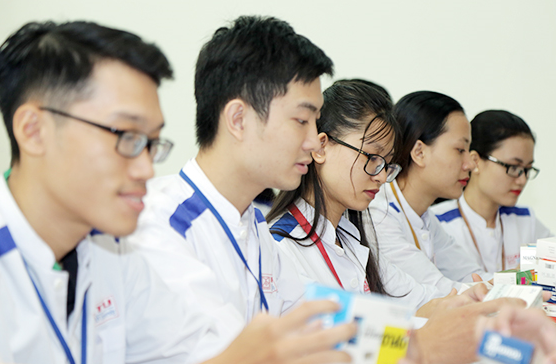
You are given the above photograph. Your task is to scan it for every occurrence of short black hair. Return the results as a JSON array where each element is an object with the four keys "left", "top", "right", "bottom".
[
  {"left": 0, "top": 21, "right": 173, "bottom": 166},
  {"left": 194, "top": 15, "right": 334, "bottom": 149},
  {"left": 471, "top": 110, "right": 535, "bottom": 158}
]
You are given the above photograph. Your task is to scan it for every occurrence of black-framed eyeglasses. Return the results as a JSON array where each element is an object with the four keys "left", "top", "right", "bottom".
[
  {"left": 327, "top": 135, "right": 401, "bottom": 183},
  {"left": 40, "top": 107, "right": 174, "bottom": 163},
  {"left": 485, "top": 155, "right": 540, "bottom": 180}
]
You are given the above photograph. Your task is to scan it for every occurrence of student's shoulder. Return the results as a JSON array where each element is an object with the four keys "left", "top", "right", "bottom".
[
  {"left": 142, "top": 174, "right": 195, "bottom": 218},
  {"left": 499, "top": 204, "right": 533, "bottom": 217},
  {"left": 430, "top": 199, "right": 461, "bottom": 224}
]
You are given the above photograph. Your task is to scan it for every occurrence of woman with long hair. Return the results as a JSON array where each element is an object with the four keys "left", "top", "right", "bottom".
[
  {"left": 431, "top": 110, "right": 552, "bottom": 272},
  {"left": 369, "top": 91, "right": 490, "bottom": 293},
  {"left": 267, "top": 80, "right": 453, "bottom": 309}
]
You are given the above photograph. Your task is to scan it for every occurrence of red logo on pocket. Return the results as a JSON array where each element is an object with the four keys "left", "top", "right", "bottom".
[
  {"left": 262, "top": 274, "right": 277, "bottom": 293},
  {"left": 94, "top": 296, "right": 119, "bottom": 325}
]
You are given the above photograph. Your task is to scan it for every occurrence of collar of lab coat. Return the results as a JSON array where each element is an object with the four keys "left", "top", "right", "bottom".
[
  {"left": 459, "top": 194, "right": 502, "bottom": 234},
  {"left": 293, "top": 198, "right": 369, "bottom": 266},
  {"left": 181, "top": 158, "right": 255, "bottom": 230},
  {"left": 390, "top": 180, "right": 430, "bottom": 231},
  {"left": 0, "top": 176, "right": 92, "bottom": 274}
]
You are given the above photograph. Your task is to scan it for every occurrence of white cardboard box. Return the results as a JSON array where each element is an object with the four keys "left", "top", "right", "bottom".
[
  {"left": 520, "top": 246, "right": 538, "bottom": 272},
  {"left": 305, "top": 284, "right": 414, "bottom": 364},
  {"left": 537, "top": 258, "right": 556, "bottom": 287},
  {"left": 483, "top": 284, "right": 543, "bottom": 308},
  {"left": 537, "top": 237, "right": 556, "bottom": 261}
]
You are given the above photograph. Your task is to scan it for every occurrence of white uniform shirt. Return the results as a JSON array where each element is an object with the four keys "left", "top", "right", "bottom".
[
  {"left": 431, "top": 195, "right": 553, "bottom": 272},
  {"left": 0, "top": 176, "right": 222, "bottom": 364},
  {"left": 124, "top": 159, "right": 305, "bottom": 352},
  {"left": 269, "top": 199, "right": 445, "bottom": 310},
  {"left": 369, "top": 180, "right": 492, "bottom": 295}
]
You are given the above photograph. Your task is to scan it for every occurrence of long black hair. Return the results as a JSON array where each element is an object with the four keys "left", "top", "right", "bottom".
[{"left": 267, "top": 79, "right": 397, "bottom": 295}]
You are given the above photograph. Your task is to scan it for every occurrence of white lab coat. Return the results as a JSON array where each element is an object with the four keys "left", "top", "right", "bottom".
[
  {"left": 0, "top": 176, "right": 223, "bottom": 364},
  {"left": 124, "top": 158, "right": 305, "bottom": 354},
  {"left": 431, "top": 195, "right": 553, "bottom": 272},
  {"left": 269, "top": 198, "right": 445, "bottom": 310},
  {"left": 368, "top": 181, "right": 492, "bottom": 295}
]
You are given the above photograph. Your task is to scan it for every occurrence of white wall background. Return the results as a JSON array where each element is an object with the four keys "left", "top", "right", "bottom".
[{"left": 1, "top": 0, "right": 554, "bottom": 232}]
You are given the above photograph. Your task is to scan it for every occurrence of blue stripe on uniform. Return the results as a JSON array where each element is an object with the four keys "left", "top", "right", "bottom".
[
  {"left": 388, "top": 202, "right": 400, "bottom": 213},
  {"left": 169, "top": 192, "right": 208, "bottom": 237},
  {"left": 254, "top": 208, "right": 266, "bottom": 223},
  {"left": 499, "top": 206, "right": 530, "bottom": 216},
  {"left": 0, "top": 226, "right": 16, "bottom": 257},
  {"left": 270, "top": 213, "right": 298, "bottom": 242},
  {"left": 436, "top": 208, "right": 462, "bottom": 223}
]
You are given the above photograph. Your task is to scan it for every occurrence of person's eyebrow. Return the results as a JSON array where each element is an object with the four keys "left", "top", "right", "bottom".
[
  {"left": 298, "top": 102, "right": 319, "bottom": 113},
  {"left": 510, "top": 157, "right": 534, "bottom": 165},
  {"left": 110, "top": 112, "right": 165, "bottom": 133},
  {"left": 460, "top": 137, "right": 470, "bottom": 144}
]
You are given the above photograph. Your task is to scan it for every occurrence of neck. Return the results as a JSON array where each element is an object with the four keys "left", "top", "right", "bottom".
[
  {"left": 304, "top": 190, "right": 344, "bottom": 229},
  {"left": 196, "top": 149, "right": 261, "bottom": 215},
  {"left": 463, "top": 180, "right": 499, "bottom": 228},
  {"left": 396, "top": 174, "right": 436, "bottom": 217},
  {"left": 8, "top": 166, "right": 89, "bottom": 262}
]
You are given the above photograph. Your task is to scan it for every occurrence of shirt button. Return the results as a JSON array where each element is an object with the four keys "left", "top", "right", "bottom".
[
  {"left": 334, "top": 246, "right": 344, "bottom": 256},
  {"left": 239, "top": 230, "right": 248, "bottom": 240},
  {"left": 54, "top": 279, "right": 64, "bottom": 290},
  {"left": 350, "top": 278, "right": 358, "bottom": 288},
  {"left": 421, "top": 233, "right": 429, "bottom": 240}
]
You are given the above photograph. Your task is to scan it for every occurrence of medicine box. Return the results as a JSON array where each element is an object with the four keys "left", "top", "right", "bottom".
[
  {"left": 305, "top": 283, "right": 413, "bottom": 364},
  {"left": 477, "top": 330, "right": 534, "bottom": 364},
  {"left": 536, "top": 259, "right": 556, "bottom": 287},
  {"left": 520, "top": 246, "right": 537, "bottom": 272},
  {"left": 536, "top": 237, "right": 556, "bottom": 261},
  {"left": 483, "top": 285, "right": 542, "bottom": 309}
]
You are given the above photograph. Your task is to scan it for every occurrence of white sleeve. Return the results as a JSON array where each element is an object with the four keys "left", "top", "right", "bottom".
[
  {"left": 370, "top": 206, "right": 461, "bottom": 295},
  {"left": 122, "top": 218, "right": 244, "bottom": 363},
  {"left": 430, "top": 216, "right": 493, "bottom": 282},
  {"left": 378, "top": 253, "right": 444, "bottom": 309},
  {"left": 532, "top": 210, "right": 553, "bottom": 240},
  {"left": 0, "top": 271, "right": 15, "bottom": 364}
]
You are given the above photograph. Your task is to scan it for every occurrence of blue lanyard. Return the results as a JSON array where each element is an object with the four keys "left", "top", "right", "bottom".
[
  {"left": 179, "top": 170, "right": 269, "bottom": 311},
  {"left": 24, "top": 262, "right": 87, "bottom": 364}
]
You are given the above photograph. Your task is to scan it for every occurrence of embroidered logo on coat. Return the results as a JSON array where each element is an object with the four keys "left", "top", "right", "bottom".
[
  {"left": 94, "top": 296, "right": 119, "bottom": 325},
  {"left": 262, "top": 274, "right": 277, "bottom": 293}
]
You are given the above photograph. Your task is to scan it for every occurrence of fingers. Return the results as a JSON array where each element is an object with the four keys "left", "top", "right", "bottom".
[
  {"left": 464, "top": 283, "right": 489, "bottom": 301},
  {"left": 542, "top": 291, "right": 553, "bottom": 302},
  {"left": 275, "top": 300, "right": 341, "bottom": 333},
  {"left": 447, "top": 288, "right": 457, "bottom": 297},
  {"left": 472, "top": 297, "right": 526, "bottom": 316},
  {"left": 290, "top": 350, "right": 352, "bottom": 364},
  {"left": 287, "top": 322, "right": 358, "bottom": 355},
  {"left": 472, "top": 273, "right": 483, "bottom": 282}
]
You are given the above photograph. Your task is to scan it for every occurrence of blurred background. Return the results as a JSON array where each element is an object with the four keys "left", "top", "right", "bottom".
[{"left": 1, "top": 0, "right": 554, "bottom": 231}]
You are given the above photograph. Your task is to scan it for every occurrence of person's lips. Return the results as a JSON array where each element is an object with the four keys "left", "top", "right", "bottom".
[
  {"left": 458, "top": 178, "right": 470, "bottom": 187},
  {"left": 295, "top": 160, "right": 312, "bottom": 174},
  {"left": 364, "top": 189, "right": 380, "bottom": 199},
  {"left": 119, "top": 190, "right": 146, "bottom": 212},
  {"left": 510, "top": 189, "right": 522, "bottom": 196}
]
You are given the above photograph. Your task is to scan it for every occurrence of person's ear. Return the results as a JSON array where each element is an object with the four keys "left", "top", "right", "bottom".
[
  {"left": 311, "top": 133, "right": 329, "bottom": 165},
  {"left": 222, "top": 98, "right": 248, "bottom": 142},
  {"left": 470, "top": 150, "right": 480, "bottom": 173},
  {"left": 410, "top": 140, "right": 427, "bottom": 168},
  {"left": 12, "top": 104, "right": 48, "bottom": 158}
]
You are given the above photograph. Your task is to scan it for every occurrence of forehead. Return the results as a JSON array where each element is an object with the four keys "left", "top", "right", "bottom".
[
  {"left": 493, "top": 135, "right": 535, "bottom": 161},
  {"left": 269, "top": 78, "right": 323, "bottom": 114},
  {"left": 440, "top": 111, "right": 470, "bottom": 142},
  {"left": 66, "top": 60, "right": 163, "bottom": 129}
]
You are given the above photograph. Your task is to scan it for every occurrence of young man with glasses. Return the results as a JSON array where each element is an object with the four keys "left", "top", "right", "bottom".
[{"left": 0, "top": 20, "right": 355, "bottom": 364}]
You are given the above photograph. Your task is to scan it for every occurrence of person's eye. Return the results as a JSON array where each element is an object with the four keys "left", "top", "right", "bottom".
[
  {"left": 296, "top": 119, "right": 308, "bottom": 125},
  {"left": 457, "top": 148, "right": 466, "bottom": 154}
]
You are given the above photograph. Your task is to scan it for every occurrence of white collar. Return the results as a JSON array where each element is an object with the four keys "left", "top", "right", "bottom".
[
  {"left": 459, "top": 194, "right": 501, "bottom": 231},
  {"left": 390, "top": 180, "right": 428, "bottom": 231},
  {"left": 0, "top": 176, "right": 91, "bottom": 270},
  {"left": 182, "top": 158, "right": 254, "bottom": 228}
]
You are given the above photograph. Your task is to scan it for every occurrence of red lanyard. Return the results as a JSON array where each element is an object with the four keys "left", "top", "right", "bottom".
[{"left": 288, "top": 204, "right": 345, "bottom": 288}]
